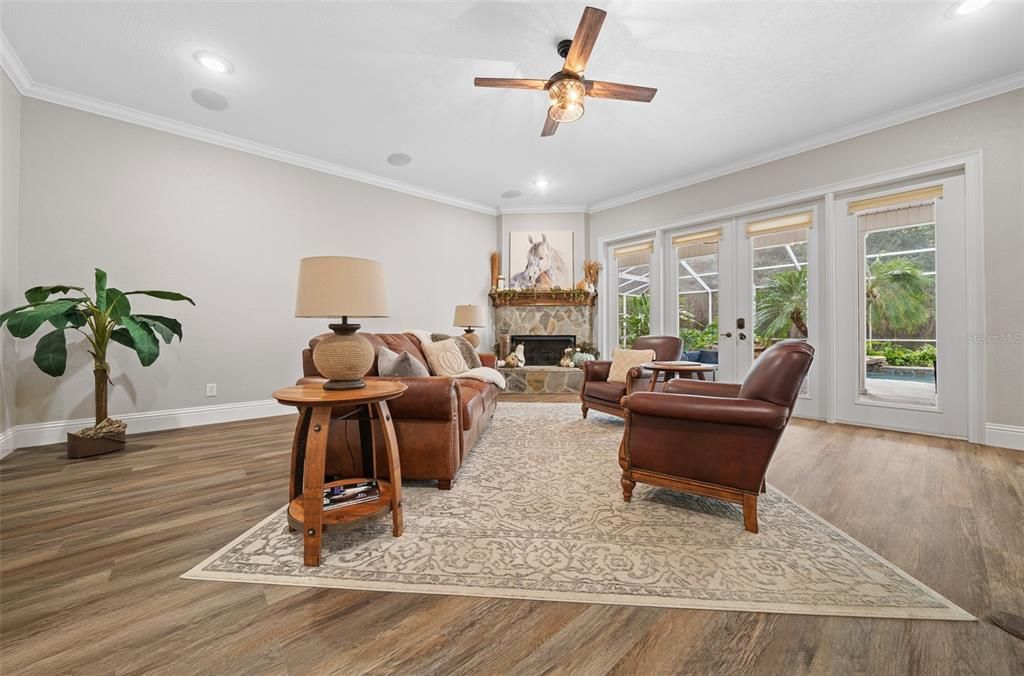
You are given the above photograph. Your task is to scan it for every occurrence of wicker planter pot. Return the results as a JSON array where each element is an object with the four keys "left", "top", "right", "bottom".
[{"left": 66, "top": 430, "right": 126, "bottom": 459}]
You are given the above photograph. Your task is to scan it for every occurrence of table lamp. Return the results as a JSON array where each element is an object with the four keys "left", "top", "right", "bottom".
[
  {"left": 453, "top": 304, "right": 486, "bottom": 348},
  {"left": 295, "top": 256, "right": 389, "bottom": 390}
]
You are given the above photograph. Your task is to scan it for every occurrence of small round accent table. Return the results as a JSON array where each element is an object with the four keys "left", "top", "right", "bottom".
[
  {"left": 641, "top": 361, "right": 717, "bottom": 391},
  {"left": 272, "top": 381, "right": 407, "bottom": 567}
]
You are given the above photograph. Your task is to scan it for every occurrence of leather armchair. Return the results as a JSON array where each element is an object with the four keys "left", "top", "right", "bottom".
[
  {"left": 619, "top": 340, "right": 814, "bottom": 533},
  {"left": 580, "top": 335, "right": 683, "bottom": 418}
]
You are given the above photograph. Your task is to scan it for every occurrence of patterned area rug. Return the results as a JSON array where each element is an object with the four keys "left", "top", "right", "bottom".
[{"left": 184, "top": 403, "right": 972, "bottom": 620}]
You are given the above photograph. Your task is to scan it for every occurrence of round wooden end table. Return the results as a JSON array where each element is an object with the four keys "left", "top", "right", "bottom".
[
  {"left": 272, "top": 381, "right": 407, "bottom": 567},
  {"left": 641, "top": 360, "right": 717, "bottom": 391}
]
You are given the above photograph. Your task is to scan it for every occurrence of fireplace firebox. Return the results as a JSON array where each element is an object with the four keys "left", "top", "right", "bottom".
[{"left": 510, "top": 335, "right": 576, "bottom": 366}]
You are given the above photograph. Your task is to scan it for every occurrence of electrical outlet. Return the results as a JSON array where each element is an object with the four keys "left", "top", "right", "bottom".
[{"left": 206, "top": 383, "right": 217, "bottom": 397}]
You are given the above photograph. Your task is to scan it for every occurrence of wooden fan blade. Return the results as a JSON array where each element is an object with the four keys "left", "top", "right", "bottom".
[
  {"left": 542, "top": 116, "right": 559, "bottom": 137},
  {"left": 474, "top": 78, "right": 549, "bottom": 90},
  {"left": 564, "top": 6, "right": 607, "bottom": 74},
  {"left": 586, "top": 80, "right": 657, "bottom": 103}
]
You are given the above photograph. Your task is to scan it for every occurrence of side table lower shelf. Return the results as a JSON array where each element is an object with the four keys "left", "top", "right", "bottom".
[{"left": 287, "top": 479, "right": 398, "bottom": 532}]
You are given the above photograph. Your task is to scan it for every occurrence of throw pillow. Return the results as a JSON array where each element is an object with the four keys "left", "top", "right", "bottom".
[
  {"left": 431, "top": 332, "right": 482, "bottom": 369},
  {"left": 377, "top": 346, "right": 430, "bottom": 378},
  {"left": 608, "top": 348, "right": 656, "bottom": 383},
  {"left": 422, "top": 339, "right": 470, "bottom": 377}
]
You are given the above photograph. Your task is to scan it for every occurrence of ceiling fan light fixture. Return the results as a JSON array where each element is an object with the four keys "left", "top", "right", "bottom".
[
  {"left": 548, "top": 101, "right": 584, "bottom": 123},
  {"left": 548, "top": 78, "right": 586, "bottom": 105}
]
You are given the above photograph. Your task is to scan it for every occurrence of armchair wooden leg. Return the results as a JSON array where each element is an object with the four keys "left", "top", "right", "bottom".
[
  {"left": 581, "top": 405, "right": 589, "bottom": 419},
  {"left": 742, "top": 494, "right": 759, "bottom": 534},
  {"left": 437, "top": 479, "right": 452, "bottom": 490},
  {"left": 621, "top": 472, "right": 636, "bottom": 503}
]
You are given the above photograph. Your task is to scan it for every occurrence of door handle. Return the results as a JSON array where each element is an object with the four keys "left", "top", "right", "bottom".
[
  {"left": 719, "top": 332, "right": 733, "bottom": 338},
  {"left": 738, "top": 332, "right": 747, "bottom": 341}
]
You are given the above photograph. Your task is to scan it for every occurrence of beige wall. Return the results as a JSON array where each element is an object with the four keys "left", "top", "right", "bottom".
[
  {"left": 16, "top": 98, "right": 496, "bottom": 426},
  {"left": 589, "top": 90, "right": 1024, "bottom": 427},
  {"left": 0, "top": 71, "right": 20, "bottom": 442},
  {"left": 499, "top": 212, "right": 588, "bottom": 285}
]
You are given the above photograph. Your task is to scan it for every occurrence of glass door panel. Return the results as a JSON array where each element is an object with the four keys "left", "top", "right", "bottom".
[
  {"left": 861, "top": 217, "right": 937, "bottom": 407},
  {"left": 612, "top": 240, "right": 654, "bottom": 348},
  {"left": 668, "top": 223, "right": 736, "bottom": 382},
  {"left": 835, "top": 176, "right": 967, "bottom": 437},
  {"left": 674, "top": 230, "right": 721, "bottom": 378},
  {"left": 736, "top": 207, "right": 820, "bottom": 418}
]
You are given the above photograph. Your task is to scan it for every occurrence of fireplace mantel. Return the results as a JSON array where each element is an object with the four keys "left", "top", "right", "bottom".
[{"left": 489, "top": 291, "right": 597, "bottom": 307}]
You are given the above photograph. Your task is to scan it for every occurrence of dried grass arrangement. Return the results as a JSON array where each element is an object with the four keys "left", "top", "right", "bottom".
[{"left": 490, "top": 252, "right": 501, "bottom": 290}]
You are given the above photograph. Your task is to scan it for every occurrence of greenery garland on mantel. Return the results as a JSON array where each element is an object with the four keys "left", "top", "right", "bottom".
[{"left": 489, "top": 289, "right": 597, "bottom": 307}]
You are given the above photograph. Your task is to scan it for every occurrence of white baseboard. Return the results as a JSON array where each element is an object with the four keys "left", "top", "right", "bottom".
[
  {"left": 3, "top": 405, "right": 1020, "bottom": 459},
  {"left": 985, "top": 423, "right": 1024, "bottom": 451},
  {"left": 1, "top": 399, "right": 288, "bottom": 457},
  {"left": 0, "top": 427, "right": 15, "bottom": 460}
]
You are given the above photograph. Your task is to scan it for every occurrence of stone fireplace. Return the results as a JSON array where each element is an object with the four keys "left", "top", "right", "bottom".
[
  {"left": 511, "top": 335, "right": 576, "bottom": 366},
  {"left": 490, "top": 291, "right": 597, "bottom": 394}
]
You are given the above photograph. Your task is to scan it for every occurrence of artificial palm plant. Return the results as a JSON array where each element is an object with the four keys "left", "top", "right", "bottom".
[{"left": 0, "top": 269, "right": 194, "bottom": 456}]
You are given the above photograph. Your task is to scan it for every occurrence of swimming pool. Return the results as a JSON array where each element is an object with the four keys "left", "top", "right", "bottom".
[{"left": 866, "top": 370, "right": 936, "bottom": 384}]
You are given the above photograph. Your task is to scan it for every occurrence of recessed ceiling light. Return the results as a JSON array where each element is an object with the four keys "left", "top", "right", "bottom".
[
  {"left": 533, "top": 179, "right": 550, "bottom": 189},
  {"left": 501, "top": 190, "right": 522, "bottom": 199},
  {"left": 947, "top": 0, "right": 992, "bottom": 17},
  {"left": 191, "top": 88, "right": 229, "bottom": 111},
  {"left": 193, "top": 51, "right": 234, "bottom": 74},
  {"left": 386, "top": 153, "right": 412, "bottom": 166}
]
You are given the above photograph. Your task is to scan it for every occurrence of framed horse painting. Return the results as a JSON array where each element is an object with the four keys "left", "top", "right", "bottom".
[{"left": 508, "top": 231, "right": 574, "bottom": 290}]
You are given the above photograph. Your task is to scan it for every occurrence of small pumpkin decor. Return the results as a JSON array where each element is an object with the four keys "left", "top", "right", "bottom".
[{"left": 0, "top": 269, "right": 194, "bottom": 458}]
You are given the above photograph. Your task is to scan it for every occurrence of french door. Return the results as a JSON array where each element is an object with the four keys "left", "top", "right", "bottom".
[
  {"left": 833, "top": 175, "right": 968, "bottom": 437},
  {"left": 666, "top": 207, "right": 822, "bottom": 419}
]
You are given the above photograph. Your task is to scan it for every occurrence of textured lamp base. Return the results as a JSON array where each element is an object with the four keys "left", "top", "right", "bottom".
[
  {"left": 312, "top": 320, "right": 375, "bottom": 390},
  {"left": 323, "top": 378, "right": 368, "bottom": 391},
  {"left": 462, "top": 328, "right": 481, "bottom": 348}
]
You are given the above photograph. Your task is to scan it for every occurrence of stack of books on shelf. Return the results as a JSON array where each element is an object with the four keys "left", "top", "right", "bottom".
[{"left": 323, "top": 480, "right": 380, "bottom": 510}]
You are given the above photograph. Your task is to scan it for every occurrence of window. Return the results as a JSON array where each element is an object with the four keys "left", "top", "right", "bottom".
[
  {"left": 857, "top": 201, "right": 937, "bottom": 406},
  {"left": 673, "top": 229, "right": 721, "bottom": 352},
  {"left": 747, "top": 212, "right": 812, "bottom": 349},
  {"left": 613, "top": 240, "right": 653, "bottom": 347}
]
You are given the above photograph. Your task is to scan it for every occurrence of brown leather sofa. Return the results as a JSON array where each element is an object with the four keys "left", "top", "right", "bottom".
[
  {"left": 298, "top": 332, "right": 499, "bottom": 489},
  {"left": 580, "top": 336, "right": 683, "bottom": 418},
  {"left": 618, "top": 340, "right": 814, "bottom": 533}
]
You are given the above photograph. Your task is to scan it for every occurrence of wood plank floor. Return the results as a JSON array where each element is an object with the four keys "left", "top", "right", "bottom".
[{"left": 2, "top": 397, "right": 1022, "bottom": 675}]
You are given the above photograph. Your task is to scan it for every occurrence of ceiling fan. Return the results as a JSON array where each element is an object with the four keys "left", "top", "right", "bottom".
[{"left": 474, "top": 6, "right": 657, "bottom": 137}]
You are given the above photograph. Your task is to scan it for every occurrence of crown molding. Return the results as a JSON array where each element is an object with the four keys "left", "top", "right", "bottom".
[
  {"left": 497, "top": 204, "right": 588, "bottom": 215},
  {"left": 0, "top": 31, "right": 31, "bottom": 93},
  {"left": 589, "top": 71, "right": 1024, "bottom": 214},
  {"left": 3, "top": 30, "right": 1021, "bottom": 220},
  {"left": 0, "top": 33, "right": 497, "bottom": 216}
]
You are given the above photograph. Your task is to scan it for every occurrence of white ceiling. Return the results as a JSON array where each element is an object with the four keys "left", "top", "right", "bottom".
[{"left": 3, "top": 2, "right": 1022, "bottom": 212}]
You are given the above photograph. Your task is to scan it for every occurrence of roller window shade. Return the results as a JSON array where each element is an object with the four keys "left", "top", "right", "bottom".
[
  {"left": 858, "top": 203, "right": 934, "bottom": 234},
  {"left": 745, "top": 211, "right": 813, "bottom": 238},
  {"left": 613, "top": 241, "right": 654, "bottom": 268},
  {"left": 848, "top": 186, "right": 942, "bottom": 214},
  {"left": 671, "top": 229, "right": 721, "bottom": 248}
]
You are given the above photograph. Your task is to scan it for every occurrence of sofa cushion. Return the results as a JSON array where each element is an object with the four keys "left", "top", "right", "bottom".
[
  {"left": 699, "top": 350, "right": 719, "bottom": 365},
  {"left": 431, "top": 333, "right": 482, "bottom": 369},
  {"left": 378, "top": 347, "right": 431, "bottom": 378},
  {"left": 423, "top": 339, "right": 470, "bottom": 377},
  {"left": 458, "top": 378, "right": 498, "bottom": 409},
  {"left": 458, "top": 383, "right": 485, "bottom": 431},
  {"left": 584, "top": 381, "right": 627, "bottom": 404}
]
